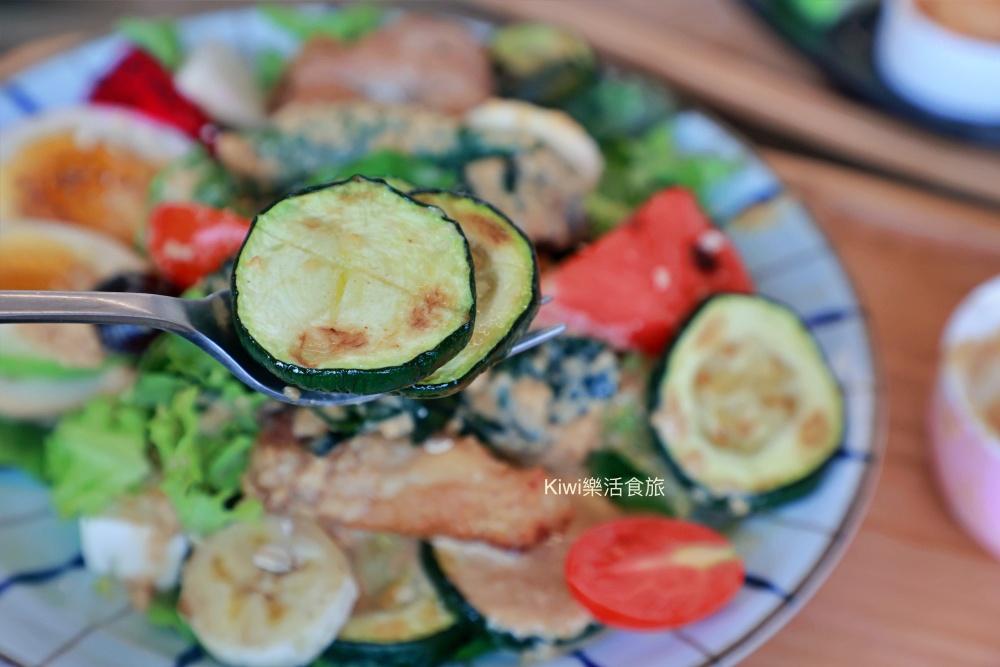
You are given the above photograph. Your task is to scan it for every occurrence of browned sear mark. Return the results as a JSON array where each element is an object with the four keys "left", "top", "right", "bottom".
[
  {"left": 467, "top": 213, "right": 510, "bottom": 247},
  {"left": 290, "top": 326, "right": 369, "bottom": 367},
  {"left": 409, "top": 288, "right": 452, "bottom": 331},
  {"left": 798, "top": 410, "right": 831, "bottom": 450}
]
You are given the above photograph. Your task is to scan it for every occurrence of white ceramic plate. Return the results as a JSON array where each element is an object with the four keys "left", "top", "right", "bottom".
[{"left": 0, "top": 5, "right": 883, "bottom": 667}]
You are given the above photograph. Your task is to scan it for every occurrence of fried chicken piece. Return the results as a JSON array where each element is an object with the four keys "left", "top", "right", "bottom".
[
  {"left": 243, "top": 418, "right": 574, "bottom": 550},
  {"left": 271, "top": 14, "right": 493, "bottom": 114}
]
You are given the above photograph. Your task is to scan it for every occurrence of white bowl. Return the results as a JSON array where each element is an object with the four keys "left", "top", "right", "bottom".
[
  {"left": 930, "top": 274, "right": 1000, "bottom": 561},
  {"left": 875, "top": 0, "right": 1000, "bottom": 125}
]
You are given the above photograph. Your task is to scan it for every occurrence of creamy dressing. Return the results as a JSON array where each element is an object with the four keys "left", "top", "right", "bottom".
[
  {"left": 951, "top": 332, "right": 1000, "bottom": 439},
  {"left": 432, "top": 495, "right": 619, "bottom": 642}
]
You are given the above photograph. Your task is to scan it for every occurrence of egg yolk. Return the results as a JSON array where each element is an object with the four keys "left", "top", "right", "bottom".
[{"left": 1, "top": 131, "right": 159, "bottom": 244}]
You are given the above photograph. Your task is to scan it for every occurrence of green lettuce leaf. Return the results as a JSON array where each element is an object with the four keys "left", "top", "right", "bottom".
[
  {"left": 139, "top": 335, "right": 267, "bottom": 535},
  {"left": 41, "top": 331, "right": 266, "bottom": 534},
  {"left": 563, "top": 75, "right": 675, "bottom": 142},
  {"left": 586, "top": 120, "right": 742, "bottom": 236},
  {"left": 45, "top": 398, "right": 152, "bottom": 517},
  {"left": 146, "top": 589, "right": 196, "bottom": 642},
  {"left": 255, "top": 49, "right": 287, "bottom": 93},
  {"left": 117, "top": 17, "right": 184, "bottom": 71},
  {"left": 263, "top": 4, "right": 384, "bottom": 43},
  {"left": 305, "top": 150, "right": 459, "bottom": 191}
]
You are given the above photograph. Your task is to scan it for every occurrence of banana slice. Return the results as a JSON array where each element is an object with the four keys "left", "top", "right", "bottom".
[
  {"left": 465, "top": 98, "right": 603, "bottom": 189},
  {"left": 179, "top": 516, "right": 358, "bottom": 667}
]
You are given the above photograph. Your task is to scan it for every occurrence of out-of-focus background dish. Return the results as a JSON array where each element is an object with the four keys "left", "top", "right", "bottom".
[
  {"left": 0, "top": 2, "right": 998, "bottom": 667},
  {"left": 744, "top": 0, "right": 1000, "bottom": 144}
]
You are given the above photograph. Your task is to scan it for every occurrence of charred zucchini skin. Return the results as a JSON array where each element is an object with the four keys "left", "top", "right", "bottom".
[
  {"left": 319, "top": 623, "right": 470, "bottom": 667},
  {"left": 231, "top": 176, "right": 476, "bottom": 395},
  {"left": 397, "top": 190, "right": 540, "bottom": 399},
  {"left": 649, "top": 294, "right": 844, "bottom": 514},
  {"left": 419, "top": 542, "right": 600, "bottom": 652}
]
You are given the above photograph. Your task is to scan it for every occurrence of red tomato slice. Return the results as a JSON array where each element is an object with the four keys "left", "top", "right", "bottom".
[
  {"left": 536, "top": 188, "right": 753, "bottom": 356},
  {"left": 146, "top": 202, "right": 252, "bottom": 289},
  {"left": 565, "top": 517, "right": 744, "bottom": 630}
]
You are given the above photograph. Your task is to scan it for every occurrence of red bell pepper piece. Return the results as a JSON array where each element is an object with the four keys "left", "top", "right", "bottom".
[
  {"left": 537, "top": 188, "right": 753, "bottom": 356},
  {"left": 90, "top": 48, "right": 213, "bottom": 144}
]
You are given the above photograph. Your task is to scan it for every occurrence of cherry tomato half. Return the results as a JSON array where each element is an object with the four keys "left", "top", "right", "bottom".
[
  {"left": 146, "top": 202, "right": 251, "bottom": 289},
  {"left": 565, "top": 516, "right": 744, "bottom": 630}
]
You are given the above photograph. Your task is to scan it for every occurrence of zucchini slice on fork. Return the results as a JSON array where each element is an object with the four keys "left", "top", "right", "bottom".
[
  {"left": 232, "top": 176, "right": 476, "bottom": 395},
  {"left": 399, "top": 191, "right": 540, "bottom": 398}
]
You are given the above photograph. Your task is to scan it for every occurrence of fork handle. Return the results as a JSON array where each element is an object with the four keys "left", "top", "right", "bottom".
[{"left": 0, "top": 290, "right": 195, "bottom": 335}]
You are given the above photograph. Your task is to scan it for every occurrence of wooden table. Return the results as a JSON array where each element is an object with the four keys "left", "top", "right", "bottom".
[
  {"left": 2, "top": 1, "right": 999, "bottom": 665},
  {"left": 467, "top": 3, "right": 1000, "bottom": 665}
]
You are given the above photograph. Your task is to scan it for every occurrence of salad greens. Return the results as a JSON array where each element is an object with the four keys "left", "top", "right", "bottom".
[
  {"left": 584, "top": 120, "right": 740, "bottom": 236},
  {"left": 563, "top": 75, "right": 676, "bottom": 142},
  {"left": 262, "top": 4, "right": 384, "bottom": 43},
  {"left": 46, "top": 398, "right": 151, "bottom": 517},
  {"left": 304, "top": 149, "right": 459, "bottom": 191},
  {"left": 0, "top": 420, "right": 50, "bottom": 480},
  {"left": 117, "top": 17, "right": 183, "bottom": 70},
  {"left": 43, "top": 333, "right": 266, "bottom": 535},
  {"left": 148, "top": 146, "right": 242, "bottom": 212}
]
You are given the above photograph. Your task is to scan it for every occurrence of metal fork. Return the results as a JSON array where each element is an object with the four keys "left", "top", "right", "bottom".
[{"left": 0, "top": 290, "right": 564, "bottom": 407}]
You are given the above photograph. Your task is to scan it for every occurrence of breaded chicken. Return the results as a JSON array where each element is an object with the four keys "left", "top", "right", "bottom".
[{"left": 243, "top": 418, "right": 574, "bottom": 550}]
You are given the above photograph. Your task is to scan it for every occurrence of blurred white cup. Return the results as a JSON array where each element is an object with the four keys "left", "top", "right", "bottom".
[
  {"left": 929, "top": 274, "right": 1000, "bottom": 561},
  {"left": 875, "top": 0, "right": 1000, "bottom": 124}
]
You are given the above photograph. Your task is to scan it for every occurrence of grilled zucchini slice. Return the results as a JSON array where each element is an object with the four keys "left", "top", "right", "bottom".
[
  {"left": 320, "top": 531, "right": 468, "bottom": 667},
  {"left": 398, "top": 191, "right": 539, "bottom": 398},
  {"left": 649, "top": 294, "right": 844, "bottom": 512},
  {"left": 421, "top": 537, "right": 598, "bottom": 651},
  {"left": 232, "top": 176, "right": 475, "bottom": 395}
]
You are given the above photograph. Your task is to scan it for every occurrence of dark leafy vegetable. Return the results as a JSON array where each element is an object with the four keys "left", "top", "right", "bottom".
[
  {"left": 304, "top": 150, "right": 459, "bottom": 191},
  {"left": 586, "top": 121, "right": 741, "bottom": 236},
  {"left": 563, "top": 74, "right": 675, "bottom": 141},
  {"left": 461, "top": 337, "right": 619, "bottom": 461},
  {"left": 586, "top": 450, "right": 675, "bottom": 516},
  {"left": 146, "top": 589, "right": 196, "bottom": 642},
  {"left": 0, "top": 419, "right": 51, "bottom": 480},
  {"left": 310, "top": 395, "right": 459, "bottom": 453},
  {"left": 490, "top": 22, "right": 597, "bottom": 106}
]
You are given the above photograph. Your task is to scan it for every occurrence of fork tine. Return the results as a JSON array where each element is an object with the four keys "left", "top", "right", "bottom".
[{"left": 507, "top": 324, "right": 566, "bottom": 357}]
